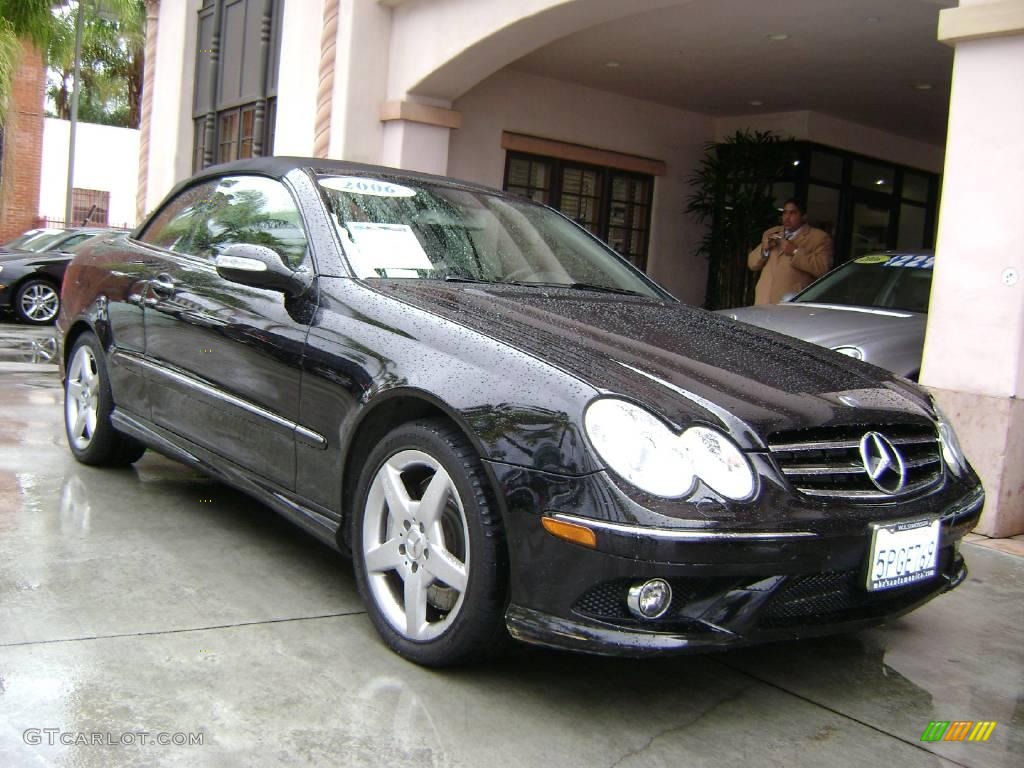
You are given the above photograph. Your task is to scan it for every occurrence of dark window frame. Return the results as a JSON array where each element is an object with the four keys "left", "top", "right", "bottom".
[
  {"left": 787, "top": 142, "right": 940, "bottom": 265},
  {"left": 503, "top": 151, "right": 655, "bottom": 271},
  {"left": 192, "top": 0, "right": 282, "bottom": 172}
]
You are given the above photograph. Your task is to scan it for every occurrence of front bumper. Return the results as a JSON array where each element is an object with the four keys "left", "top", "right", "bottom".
[{"left": 489, "top": 461, "right": 983, "bottom": 656}]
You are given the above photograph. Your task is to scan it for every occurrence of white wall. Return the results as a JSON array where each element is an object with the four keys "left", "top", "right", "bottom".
[
  {"left": 449, "top": 69, "right": 713, "bottom": 305},
  {"left": 40, "top": 119, "right": 140, "bottom": 228},
  {"left": 144, "top": 0, "right": 200, "bottom": 214},
  {"left": 273, "top": 0, "right": 324, "bottom": 156},
  {"left": 713, "top": 110, "right": 945, "bottom": 173}
]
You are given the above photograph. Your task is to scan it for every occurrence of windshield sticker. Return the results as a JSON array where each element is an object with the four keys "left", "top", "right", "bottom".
[
  {"left": 342, "top": 222, "right": 432, "bottom": 276},
  {"left": 855, "top": 255, "right": 891, "bottom": 264},
  {"left": 320, "top": 176, "right": 417, "bottom": 198},
  {"left": 884, "top": 254, "right": 934, "bottom": 269}
]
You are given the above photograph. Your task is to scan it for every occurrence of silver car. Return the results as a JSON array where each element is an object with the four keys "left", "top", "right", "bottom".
[{"left": 720, "top": 251, "right": 933, "bottom": 379}]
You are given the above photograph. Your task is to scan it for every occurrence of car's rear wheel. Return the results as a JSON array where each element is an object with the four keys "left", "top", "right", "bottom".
[
  {"left": 352, "top": 419, "right": 509, "bottom": 666},
  {"left": 15, "top": 278, "right": 61, "bottom": 325},
  {"left": 64, "top": 332, "right": 146, "bottom": 466}
]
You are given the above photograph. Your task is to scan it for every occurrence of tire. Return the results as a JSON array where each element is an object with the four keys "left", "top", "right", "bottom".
[
  {"left": 15, "top": 278, "right": 61, "bottom": 325},
  {"left": 352, "top": 419, "right": 509, "bottom": 666},
  {"left": 64, "top": 332, "right": 146, "bottom": 466}
]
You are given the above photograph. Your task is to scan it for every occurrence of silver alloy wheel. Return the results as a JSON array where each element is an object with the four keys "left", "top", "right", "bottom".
[
  {"left": 19, "top": 282, "right": 60, "bottom": 322},
  {"left": 362, "top": 449, "right": 471, "bottom": 642},
  {"left": 65, "top": 344, "right": 100, "bottom": 451}
]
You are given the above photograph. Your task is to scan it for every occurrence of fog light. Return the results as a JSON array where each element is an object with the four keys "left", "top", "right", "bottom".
[{"left": 627, "top": 578, "right": 673, "bottom": 620}]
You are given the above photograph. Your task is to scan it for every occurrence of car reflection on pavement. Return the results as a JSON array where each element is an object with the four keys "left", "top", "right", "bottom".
[{"left": 0, "top": 324, "right": 59, "bottom": 365}]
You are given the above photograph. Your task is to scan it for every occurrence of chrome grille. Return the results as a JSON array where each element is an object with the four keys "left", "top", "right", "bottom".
[{"left": 768, "top": 424, "right": 943, "bottom": 500}]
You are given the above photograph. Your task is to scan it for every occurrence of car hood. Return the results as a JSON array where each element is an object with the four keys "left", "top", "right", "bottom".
[
  {"left": 0, "top": 250, "right": 69, "bottom": 267},
  {"left": 368, "top": 282, "right": 935, "bottom": 446},
  {"left": 721, "top": 302, "right": 927, "bottom": 350}
]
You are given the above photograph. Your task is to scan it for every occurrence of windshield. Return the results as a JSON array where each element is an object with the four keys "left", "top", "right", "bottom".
[
  {"left": 795, "top": 253, "right": 934, "bottom": 313},
  {"left": 316, "top": 174, "right": 666, "bottom": 299},
  {"left": 3, "top": 229, "right": 61, "bottom": 251},
  {"left": 21, "top": 231, "right": 69, "bottom": 252}
]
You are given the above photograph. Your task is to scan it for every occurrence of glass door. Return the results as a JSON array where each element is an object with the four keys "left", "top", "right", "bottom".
[{"left": 847, "top": 190, "right": 892, "bottom": 260}]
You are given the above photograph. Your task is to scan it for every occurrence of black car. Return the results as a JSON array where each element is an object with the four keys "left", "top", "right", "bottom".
[
  {"left": 0, "top": 228, "right": 120, "bottom": 324},
  {"left": 57, "top": 157, "right": 983, "bottom": 666}
]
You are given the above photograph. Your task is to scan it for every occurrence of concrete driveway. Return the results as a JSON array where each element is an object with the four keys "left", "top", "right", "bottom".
[{"left": 0, "top": 322, "right": 1020, "bottom": 768}]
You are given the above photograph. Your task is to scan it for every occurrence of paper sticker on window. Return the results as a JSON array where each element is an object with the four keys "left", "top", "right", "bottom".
[
  {"left": 855, "top": 255, "right": 891, "bottom": 264},
  {"left": 884, "top": 254, "right": 934, "bottom": 269},
  {"left": 342, "top": 222, "right": 433, "bottom": 277},
  {"left": 320, "top": 176, "right": 417, "bottom": 198}
]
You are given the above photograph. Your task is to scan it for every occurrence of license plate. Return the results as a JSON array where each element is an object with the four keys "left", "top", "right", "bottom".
[{"left": 866, "top": 518, "right": 940, "bottom": 592}]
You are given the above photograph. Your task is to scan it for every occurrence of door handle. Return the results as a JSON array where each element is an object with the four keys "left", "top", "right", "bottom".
[{"left": 150, "top": 274, "right": 177, "bottom": 296}]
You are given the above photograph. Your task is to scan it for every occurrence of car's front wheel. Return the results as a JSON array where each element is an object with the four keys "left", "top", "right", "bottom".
[
  {"left": 15, "top": 278, "right": 61, "bottom": 325},
  {"left": 352, "top": 420, "right": 509, "bottom": 666},
  {"left": 64, "top": 332, "right": 146, "bottom": 466}
]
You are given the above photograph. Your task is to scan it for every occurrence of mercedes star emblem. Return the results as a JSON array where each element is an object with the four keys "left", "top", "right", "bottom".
[{"left": 859, "top": 432, "right": 907, "bottom": 494}]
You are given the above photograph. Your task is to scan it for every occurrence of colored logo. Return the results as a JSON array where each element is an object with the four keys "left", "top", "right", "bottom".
[
  {"left": 859, "top": 432, "right": 907, "bottom": 494},
  {"left": 920, "top": 721, "right": 997, "bottom": 742}
]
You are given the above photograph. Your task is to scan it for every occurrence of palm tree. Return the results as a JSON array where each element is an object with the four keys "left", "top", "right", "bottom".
[{"left": 0, "top": 0, "right": 141, "bottom": 125}]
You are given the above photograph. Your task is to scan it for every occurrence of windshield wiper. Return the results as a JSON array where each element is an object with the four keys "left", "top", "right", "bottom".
[
  {"left": 443, "top": 276, "right": 642, "bottom": 296},
  {"left": 442, "top": 276, "right": 500, "bottom": 285},
  {"left": 512, "top": 281, "right": 642, "bottom": 296}
]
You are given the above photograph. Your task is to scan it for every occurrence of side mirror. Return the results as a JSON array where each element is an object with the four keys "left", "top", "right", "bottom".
[{"left": 214, "top": 243, "right": 307, "bottom": 296}]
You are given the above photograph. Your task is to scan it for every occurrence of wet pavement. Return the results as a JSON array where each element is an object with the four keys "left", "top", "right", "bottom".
[{"left": 0, "top": 321, "right": 1020, "bottom": 767}]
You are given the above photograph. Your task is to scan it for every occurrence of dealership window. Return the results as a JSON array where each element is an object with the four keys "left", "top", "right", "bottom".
[
  {"left": 192, "top": 0, "right": 283, "bottom": 171},
  {"left": 504, "top": 152, "right": 654, "bottom": 270},
  {"left": 765, "top": 143, "right": 940, "bottom": 266},
  {"left": 71, "top": 188, "right": 110, "bottom": 226}
]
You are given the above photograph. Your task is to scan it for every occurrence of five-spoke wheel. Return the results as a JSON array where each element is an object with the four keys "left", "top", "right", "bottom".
[
  {"left": 63, "top": 332, "right": 146, "bottom": 466},
  {"left": 65, "top": 342, "right": 100, "bottom": 452},
  {"left": 353, "top": 420, "right": 508, "bottom": 666},
  {"left": 362, "top": 449, "right": 470, "bottom": 642},
  {"left": 15, "top": 279, "right": 60, "bottom": 325}
]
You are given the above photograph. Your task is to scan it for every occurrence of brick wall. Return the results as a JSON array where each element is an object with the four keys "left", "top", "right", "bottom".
[{"left": 0, "top": 42, "right": 45, "bottom": 243}]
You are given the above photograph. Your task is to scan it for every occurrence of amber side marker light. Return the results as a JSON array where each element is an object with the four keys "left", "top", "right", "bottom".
[{"left": 541, "top": 517, "right": 597, "bottom": 548}]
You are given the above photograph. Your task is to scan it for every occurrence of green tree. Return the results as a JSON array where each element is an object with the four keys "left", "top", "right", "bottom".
[
  {"left": 47, "top": 1, "right": 144, "bottom": 127},
  {"left": 685, "top": 130, "right": 798, "bottom": 310},
  {"left": 0, "top": 0, "right": 142, "bottom": 126}
]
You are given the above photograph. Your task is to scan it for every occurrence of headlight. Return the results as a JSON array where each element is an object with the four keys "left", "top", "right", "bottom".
[
  {"left": 933, "top": 402, "right": 967, "bottom": 476},
  {"left": 583, "top": 398, "right": 755, "bottom": 500},
  {"left": 832, "top": 345, "right": 863, "bottom": 360}
]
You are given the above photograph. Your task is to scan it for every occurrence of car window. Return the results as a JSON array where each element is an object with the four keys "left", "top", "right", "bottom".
[
  {"left": 22, "top": 231, "right": 67, "bottom": 252},
  {"left": 795, "top": 254, "right": 934, "bottom": 313},
  {"left": 3, "top": 229, "right": 44, "bottom": 248},
  {"left": 316, "top": 174, "right": 663, "bottom": 297},
  {"left": 185, "top": 175, "right": 309, "bottom": 268},
  {"left": 139, "top": 181, "right": 221, "bottom": 254},
  {"left": 52, "top": 233, "right": 95, "bottom": 251}
]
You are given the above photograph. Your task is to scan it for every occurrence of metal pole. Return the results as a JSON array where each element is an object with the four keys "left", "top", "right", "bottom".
[{"left": 65, "top": 0, "right": 86, "bottom": 226}]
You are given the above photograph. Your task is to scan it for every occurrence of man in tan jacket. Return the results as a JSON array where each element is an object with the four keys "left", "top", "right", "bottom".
[{"left": 748, "top": 198, "right": 833, "bottom": 305}]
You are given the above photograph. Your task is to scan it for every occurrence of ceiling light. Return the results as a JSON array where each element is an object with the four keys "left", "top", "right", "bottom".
[
  {"left": 875, "top": 179, "right": 887, "bottom": 186},
  {"left": 865, "top": 16, "right": 881, "bottom": 23},
  {"left": 792, "top": 160, "right": 801, "bottom": 166},
  {"left": 912, "top": 83, "right": 933, "bottom": 91},
  {"left": 749, "top": 100, "right": 763, "bottom": 106},
  {"left": 605, "top": 60, "right": 621, "bottom": 68},
  {"left": 766, "top": 33, "right": 789, "bottom": 41}
]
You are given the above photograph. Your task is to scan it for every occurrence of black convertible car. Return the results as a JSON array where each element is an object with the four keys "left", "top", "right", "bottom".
[{"left": 57, "top": 157, "right": 983, "bottom": 666}]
